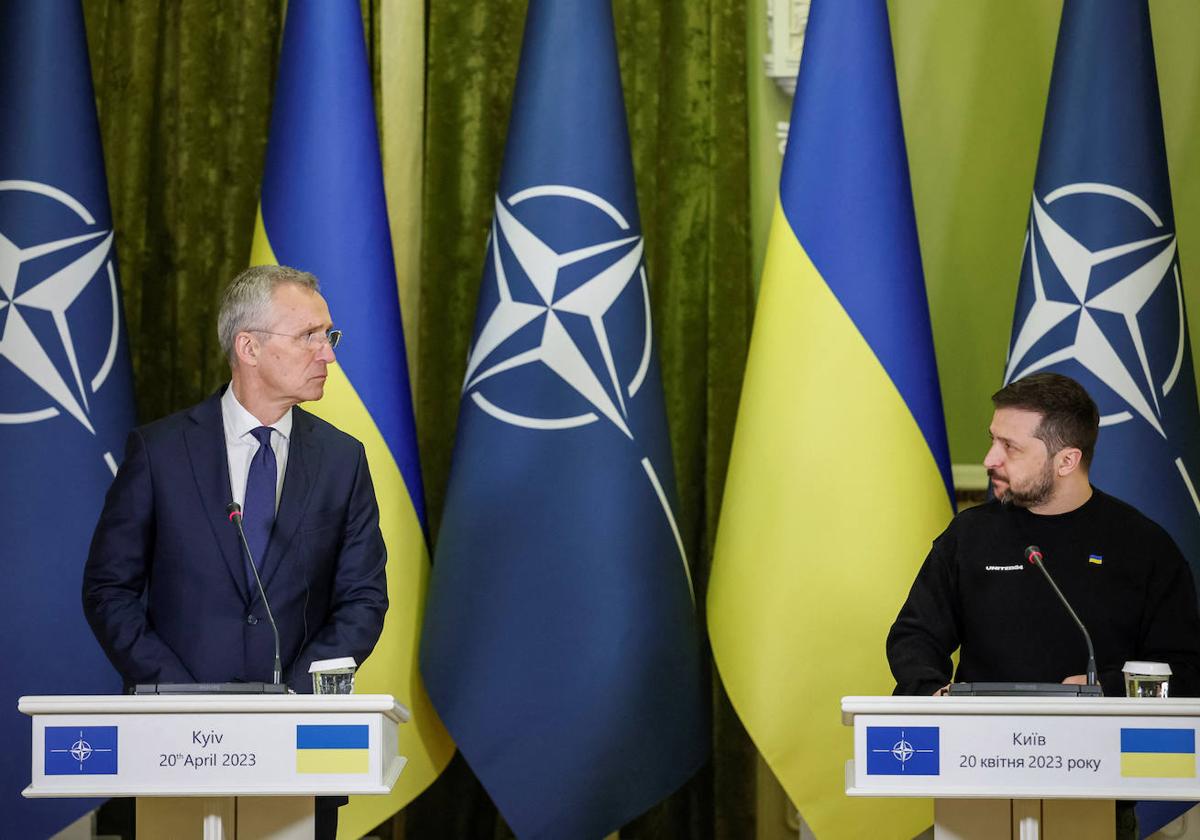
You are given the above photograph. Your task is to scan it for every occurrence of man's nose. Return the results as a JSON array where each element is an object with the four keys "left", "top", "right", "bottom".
[
  {"left": 316, "top": 342, "right": 336, "bottom": 363},
  {"left": 983, "top": 444, "right": 1001, "bottom": 469}
]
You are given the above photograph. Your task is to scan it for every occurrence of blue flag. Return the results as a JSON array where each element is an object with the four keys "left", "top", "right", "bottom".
[
  {"left": 1006, "top": 0, "right": 1200, "bottom": 580},
  {"left": 0, "top": 2, "right": 136, "bottom": 836},
  {"left": 419, "top": 1, "right": 708, "bottom": 836},
  {"left": 1003, "top": 3, "right": 1199, "bottom": 833}
]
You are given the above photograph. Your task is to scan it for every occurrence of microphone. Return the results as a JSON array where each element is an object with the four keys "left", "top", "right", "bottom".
[
  {"left": 227, "top": 502, "right": 283, "bottom": 686},
  {"left": 1025, "top": 545, "right": 1098, "bottom": 687}
]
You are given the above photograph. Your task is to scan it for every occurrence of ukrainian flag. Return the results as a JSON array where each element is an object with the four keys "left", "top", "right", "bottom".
[
  {"left": 296, "top": 725, "right": 371, "bottom": 775},
  {"left": 1121, "top": 728, "right": 1196, "bottom": 778},
  {"left": 708, "top": 1, "right": 953, "bottom": 837},
  {"left": 250, "top": 2, "right": 453, "bottom": 834}
]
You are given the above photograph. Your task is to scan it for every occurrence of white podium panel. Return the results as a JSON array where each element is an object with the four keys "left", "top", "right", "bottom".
[
  {"left": 843, "top": 696, "right": 1200, "bottom": 800},
  {"left": 21, "top": 694, "right": 409, "bottom": 798},
  {"left": 842, "top": 696, "right": 1200, "bottom": 840},
  {"left": 21, "top": 694, "right": 410, "bottom": 839}
]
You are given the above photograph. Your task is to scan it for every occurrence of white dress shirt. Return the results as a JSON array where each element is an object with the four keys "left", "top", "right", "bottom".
[{"left": 221, "top": 384, "right": 292, "bottom": 513}]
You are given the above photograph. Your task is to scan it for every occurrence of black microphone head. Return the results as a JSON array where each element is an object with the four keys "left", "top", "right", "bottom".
[
  {"left": 226, "top": 502, "right": 242, "bottom": 520},
  {"left": 1024, "top": 545, "right": 1043, "bottom": 564}
]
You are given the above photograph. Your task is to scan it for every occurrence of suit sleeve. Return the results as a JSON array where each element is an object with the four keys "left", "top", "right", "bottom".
[
  {"left": 289, "top": 442, "right": 388, "bottom": 692},
  {"left": 82, "top": 429, "right": 194, "bottom": 685},
  {"left": 1136, "top": 533, "right": 1200, "bottom": 697},
  {"left": 887, "top": 528, "right": 961, "bottom": 696}
]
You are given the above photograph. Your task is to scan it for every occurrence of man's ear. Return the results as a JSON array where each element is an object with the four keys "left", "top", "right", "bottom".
[
  {"left": 1056, "top": 446, "right": 1083, "bottom": 476},
  {"left": 233, "top": 332, "right": 259, "bottom": 368}
]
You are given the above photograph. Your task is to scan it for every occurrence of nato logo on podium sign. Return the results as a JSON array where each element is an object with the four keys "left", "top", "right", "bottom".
[
  {"left": 44, "top": 726, "right": 118, "bottom": 775},
  {"left": 866, "top": 726, "right": 940, "bottom": 775}
]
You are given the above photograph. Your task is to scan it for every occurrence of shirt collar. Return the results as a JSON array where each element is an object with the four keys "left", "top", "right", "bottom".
[{"left": 221, "top": 383, "right": 293, "bottom": 442}]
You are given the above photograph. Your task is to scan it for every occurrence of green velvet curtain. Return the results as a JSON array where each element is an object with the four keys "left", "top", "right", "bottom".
[
  {"left": 83, "top": 0, "right": 755, "bottom": 835},
  {"left": 83, "top": 0, "right": 281, "bottom": 420},
  {"left": 82, "top": 0, "right": 387, "bottom": 422}
]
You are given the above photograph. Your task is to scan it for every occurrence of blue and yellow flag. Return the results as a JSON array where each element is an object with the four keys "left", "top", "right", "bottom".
[
  {"left": 1120, "top": 728, "right": 1196, "bottom": 779},
  {"left": 708, "top": 1, "right": 953, "bottom": 836},
  {"left": 419, "top": 1, "right": 708, "bottom": 837},
  {"left": 0, "top": 2, "right": 136, "bottom": 836},
  {"left": 1004, "top": 4, "right": 1200, "bottom": 832},
  {"left": 250, "top": 2, "right": 453, "bottom": 834},
  {"left": 295, "top": 724, "right": 371, "bottom": 775}
]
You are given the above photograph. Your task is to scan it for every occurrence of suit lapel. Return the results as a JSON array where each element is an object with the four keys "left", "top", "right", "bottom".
[
  {"left": 258, "top": 406, "right": 321, "bottom": 595},
  {"left": 184, "top": 388, "right": 251, "bottom": 604}
]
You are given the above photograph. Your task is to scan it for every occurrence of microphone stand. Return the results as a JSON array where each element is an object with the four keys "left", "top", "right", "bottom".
[
  {"left": 227, "top": 503, "right": 283, "bottom": 686},
  {"left": 1026, "top": 546, "right": 1099, "bottom": 687}
]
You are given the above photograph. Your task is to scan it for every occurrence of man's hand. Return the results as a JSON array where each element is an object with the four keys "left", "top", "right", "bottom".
[
  {"left": 933, "top": 684, "right": 951, "bottom": 696},
  {"left": 1062, "top": 674, "right": 1087, "bottom": 685}
]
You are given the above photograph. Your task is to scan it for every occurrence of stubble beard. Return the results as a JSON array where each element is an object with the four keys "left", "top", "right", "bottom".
[{"left": 999, "top": 459, "right": 1057, "bottom": 509}]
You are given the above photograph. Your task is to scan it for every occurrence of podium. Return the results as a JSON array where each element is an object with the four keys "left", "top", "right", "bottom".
[
  {"left": 20, "top": 693, "right": 410, "bottom": 840},
  {"left": 842, "top": 696, "right": 1200, "bottom": 839}
]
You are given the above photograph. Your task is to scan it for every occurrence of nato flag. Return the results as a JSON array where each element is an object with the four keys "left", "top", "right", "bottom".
[
  {"left": 45, "top": 727, "right": 119, "bottom": 776},
  {"left": 419, "top": 1, "right": 708, "bottom": 837},
  {"left": 1005, "top": 1, "right": 1200, "bottom": 583},
  {"left": 866, "top": 727, "right": 940, "bottom": 776},
  {"left": 1003, "top": 4, "right": 1200, "bottom": 831},
  {"left": 0, "top": 2, "right": 135, "bottom": 836}
]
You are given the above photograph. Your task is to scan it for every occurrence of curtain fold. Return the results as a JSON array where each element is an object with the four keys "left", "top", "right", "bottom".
[{"left": 83, "top": 0, "right": 285, "bottom": 421}]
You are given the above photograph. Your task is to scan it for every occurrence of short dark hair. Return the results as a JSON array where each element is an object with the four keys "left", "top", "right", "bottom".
[{"left": 991, "top": 373, "right": 1100, "bottom": 467}]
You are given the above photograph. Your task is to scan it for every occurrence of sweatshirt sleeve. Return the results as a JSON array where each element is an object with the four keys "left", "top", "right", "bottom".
[
  {"left": 1137, "top": 531, "right": 1200, "bottom": 697},
  {"left": 887, "top": 526, "right": 961, "bottom": 696}
]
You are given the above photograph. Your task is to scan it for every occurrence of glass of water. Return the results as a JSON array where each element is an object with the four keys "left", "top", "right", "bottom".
[
  {"left": 309, "top": 657, "right": 357, "bottom": 695},
  {"left": 1123, "top": 661, "right": 1171, "bottom": 698}
]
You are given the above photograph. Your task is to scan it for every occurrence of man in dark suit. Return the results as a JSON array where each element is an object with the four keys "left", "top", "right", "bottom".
[{"left": 83, "top": 264, "right": 388, "bottom": 692}]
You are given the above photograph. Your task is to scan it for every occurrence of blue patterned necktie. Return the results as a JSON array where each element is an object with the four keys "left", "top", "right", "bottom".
[{"left": 242, "top": 426, "right": 277, "bottom": 590}]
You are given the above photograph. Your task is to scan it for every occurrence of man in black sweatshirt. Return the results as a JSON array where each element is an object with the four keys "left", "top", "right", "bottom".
[{"left": 887, "top": 372, "right": 1200, "bottom": 698}]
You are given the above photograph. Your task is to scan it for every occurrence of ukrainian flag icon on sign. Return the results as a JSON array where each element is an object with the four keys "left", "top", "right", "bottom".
[
  {"left": 1120, "top": 728, "right": 1196, "bottom": 778},
  {"left": 866, "top": 726, "right": 939, "bottom": 775},
  {"left": 296, "top": 725, "right": 370, "bottom": 775}
]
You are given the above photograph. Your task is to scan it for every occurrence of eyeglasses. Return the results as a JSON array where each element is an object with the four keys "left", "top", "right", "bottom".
[{"left": 249, "top": 328, "right": 343, "bottom": 350}]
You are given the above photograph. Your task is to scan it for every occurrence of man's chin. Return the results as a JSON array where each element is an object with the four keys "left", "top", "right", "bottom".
[
  {"left": 300, "top": 384, "right": 326, "bottom": 404},
  {"left": 994, "top": 484, "right": 1028, "bottom": 508}
]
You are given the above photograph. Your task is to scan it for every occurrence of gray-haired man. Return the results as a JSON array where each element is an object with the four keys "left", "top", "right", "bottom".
[
  {"left": 85, "top": 260, "right": 387, "bottom": 689},
  {"left": 84, "top": 266, "right": 388, "bottom": 837}
]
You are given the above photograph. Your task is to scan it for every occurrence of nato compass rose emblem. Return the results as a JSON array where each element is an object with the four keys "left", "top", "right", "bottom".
[
  {"left": 462, "top": 184, "right": 692, "bottom": 597},
  {"left": 0, "top": 180, "right": 123, "bottom": 474},
  {"left": 1006, "top": 182, "right": 1199, "bottom": 509},
  {"left": 871, "top": 730, "right": 934, "bottom": 772},
  {"left": 50, "top": 729, "right": 114, "bottom": 771}
]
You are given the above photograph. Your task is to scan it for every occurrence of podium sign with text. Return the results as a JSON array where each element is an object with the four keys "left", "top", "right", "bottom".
[
  {"left": 21, "top": 694, "right": 409, "bottom": 797},
  {"left": 844, "top": 696, "right": 1200, "bottom": 801}
]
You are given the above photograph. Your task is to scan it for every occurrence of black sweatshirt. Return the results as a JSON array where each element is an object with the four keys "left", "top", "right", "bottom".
[{"left": 887, "top": 488, "right": 1200, "bottom": 697}]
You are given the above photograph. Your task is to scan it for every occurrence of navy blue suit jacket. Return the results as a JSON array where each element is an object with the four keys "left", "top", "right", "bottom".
[{"left": 83, "top": 388, "right": 388, "bottom": 692}]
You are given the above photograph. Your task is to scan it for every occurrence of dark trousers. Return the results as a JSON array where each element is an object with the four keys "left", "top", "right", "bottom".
[
  {"left": 1115, "top": 800, "right": 1138, "bottom": 840},
  {"left": 315, "top": 795, "right": 343, "bottom": 840}
]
